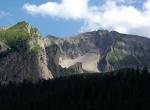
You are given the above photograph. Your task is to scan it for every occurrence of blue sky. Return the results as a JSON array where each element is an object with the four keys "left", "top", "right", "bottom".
[
  {"left": 0, "top": 0, "right": 150, "bottom": 37},
  {"left": 0, "top": 0, "right": 80, "bottom": 37}
]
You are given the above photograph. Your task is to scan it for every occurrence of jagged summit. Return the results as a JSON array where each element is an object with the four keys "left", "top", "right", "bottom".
[
  {"left": 10, "top": 21, "right": 40, "bottom": 37},
  {"left": 12, "top": 21, "right": 30, "bottom": 28},
  {"left": 44, "top": 29, "right": 150, "bottom": 75}
]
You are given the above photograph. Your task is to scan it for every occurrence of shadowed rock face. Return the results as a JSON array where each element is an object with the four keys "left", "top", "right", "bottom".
[
  {"left": 45, "top": 30, "right": 150, "bottom": 74},
  {"left": 45, "top": 44, "right": 61, "bottom": 77}
]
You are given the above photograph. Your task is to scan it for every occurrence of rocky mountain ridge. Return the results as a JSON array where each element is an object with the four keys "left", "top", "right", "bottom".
[
  {"left": 44, "top": 30, "right": 150, "bottom": 76},
  {"left": 0, "top": 21, "right": 150, "bottom": 82}
]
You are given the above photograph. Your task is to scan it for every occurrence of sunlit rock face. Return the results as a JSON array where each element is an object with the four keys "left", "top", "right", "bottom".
[
  {"left": 45, "top": 30, "right": 150, "bottom": 75},
  {"left": 0, "top": 21, "right": 53, "bottom": 83},
  {"left": 1, "top": 21, "right": 150, "bottom": 82}
]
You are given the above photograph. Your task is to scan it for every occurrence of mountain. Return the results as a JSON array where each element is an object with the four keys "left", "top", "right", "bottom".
[
  {"left": 44, "top": 30, "right": 150, "bottom": 76},
  {"left": 0, "top": 21, "right": 150, "bottom": 82},
  {"left": 0, "top": 21, "right": 53, "bottom": 83}
]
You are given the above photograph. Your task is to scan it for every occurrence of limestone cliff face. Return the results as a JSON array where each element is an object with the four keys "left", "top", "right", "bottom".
[
  {"left": 44, "top": 30, "right": 150, "bottom": 74},
  {"left": 45, "top": 44, "right": 61, "bottom": 77},
  {"left": 44, "top": 36, "right": 86, "bottom": 77},
  {"left": 0, "top": 22, "right": 53, "bottom": 83},
  {"left": 1, "top": 21, "right": 150, "bottom": 81}
]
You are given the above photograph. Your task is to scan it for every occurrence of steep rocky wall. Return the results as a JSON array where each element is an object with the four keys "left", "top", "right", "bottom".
[
  {"left": 45, "top": 44, "right": 61, "bottom": 77},
  {"left": 0, "top": 22, "right": 53, "bottom": 83},
  {"left": 1, "top": 21, "right": 150, "bottom": 82},
  {"left": 45, "top": 30, "right": 150, "bottom": 73}
]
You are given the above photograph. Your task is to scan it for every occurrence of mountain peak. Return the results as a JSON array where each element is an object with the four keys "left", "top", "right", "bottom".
[
  {"left": 16, "top": 21, "right": 29, "bottom": 25},
  {"left": 11, "top": 21, "right": 30, "bottom": 29},
  {"left": 10, "top": 21, "right": 40, "bottom": 37}
]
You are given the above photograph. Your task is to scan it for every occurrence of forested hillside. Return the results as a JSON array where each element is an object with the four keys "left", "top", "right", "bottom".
[{"left": 0, "top": 68, "right": 150, "bottom": 110}]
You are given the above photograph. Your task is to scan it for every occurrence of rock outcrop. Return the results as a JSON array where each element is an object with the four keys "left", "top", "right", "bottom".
[{"left": 0, "top": 21, "right": 53, "bottom": 83}]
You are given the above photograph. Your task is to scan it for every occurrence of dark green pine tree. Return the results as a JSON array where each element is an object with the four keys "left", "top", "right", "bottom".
[{"left": 142, "top": 65, "right": 149, "bottom": 74}]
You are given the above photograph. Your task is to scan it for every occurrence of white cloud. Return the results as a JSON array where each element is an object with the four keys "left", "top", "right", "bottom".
[
  {"left": 0, "top": 11, "right": 10, "bottom": 18},
  {"left": 23, "top": 0, "right": 89, "bottom": 20},
  {"left": 23, "top": 0, "right": 150, "bottom": 37}
]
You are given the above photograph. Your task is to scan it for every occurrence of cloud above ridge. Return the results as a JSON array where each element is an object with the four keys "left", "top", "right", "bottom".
[{"left": 23, "top": 0, "right": 150, "bottom": 37}]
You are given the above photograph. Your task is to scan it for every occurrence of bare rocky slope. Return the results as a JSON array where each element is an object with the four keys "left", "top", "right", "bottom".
[
  {"left": 0, "top": 21, "right": 150, "bottom": 82},
  {"left": 44, "top": 30, "right": 150, "bottom": 76}
]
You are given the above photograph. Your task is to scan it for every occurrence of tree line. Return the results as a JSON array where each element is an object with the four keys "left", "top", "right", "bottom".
[{"left": 0, "top": 67, "right": 150, "bottom": 110}]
